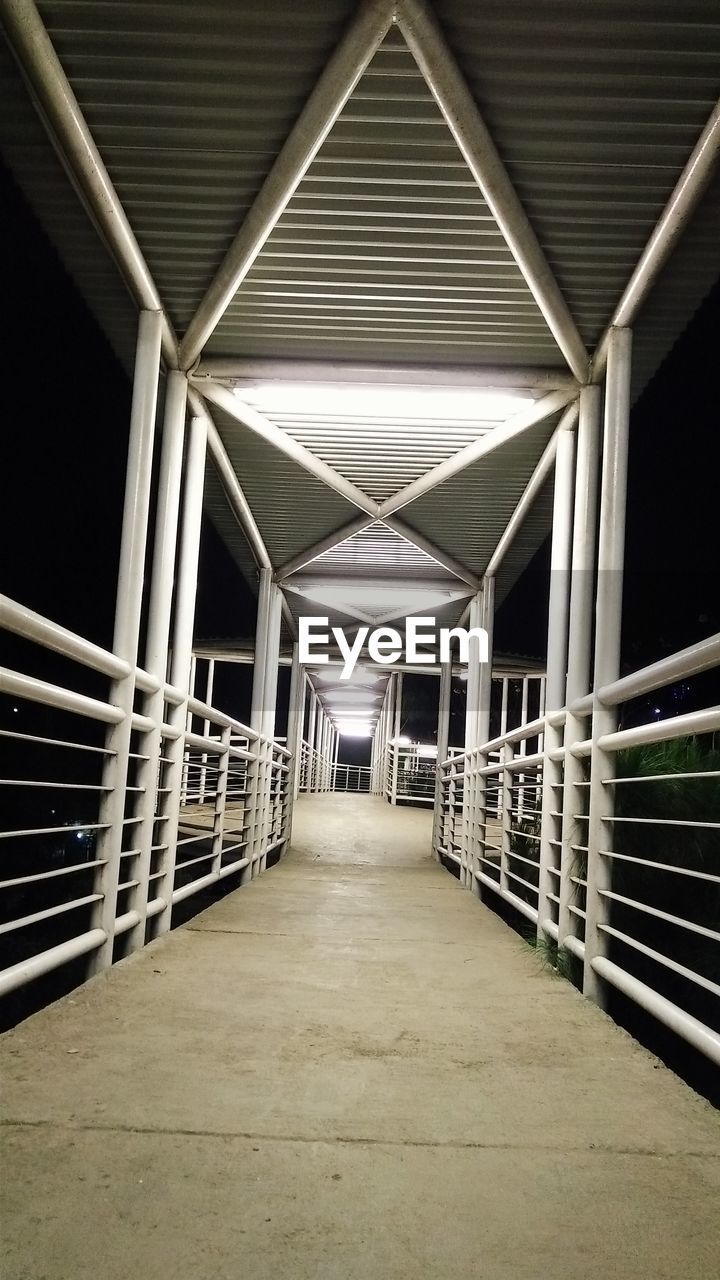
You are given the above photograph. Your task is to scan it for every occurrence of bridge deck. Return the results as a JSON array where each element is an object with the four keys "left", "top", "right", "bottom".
[{"left": 2, "top": 795, "right": 719, "bottom": 1278}]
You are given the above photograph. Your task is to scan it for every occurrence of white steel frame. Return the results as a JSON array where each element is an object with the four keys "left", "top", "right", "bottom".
[{"left": 1, "top": 0, "right": 719, "bottom": 1063}]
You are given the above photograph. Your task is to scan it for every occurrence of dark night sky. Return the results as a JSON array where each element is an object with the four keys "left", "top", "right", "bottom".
[{"left": 1, "top": 155, "right": 718, "bottom": 737}]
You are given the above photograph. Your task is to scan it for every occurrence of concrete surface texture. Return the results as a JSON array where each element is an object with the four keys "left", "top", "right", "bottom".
[{"left": 2, "top": 793, "right": 719, "bottom": 1279}]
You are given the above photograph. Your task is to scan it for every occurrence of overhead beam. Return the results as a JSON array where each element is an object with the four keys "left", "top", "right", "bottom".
[
  {"left": 381, "top": 515, "right": 480, "bottom": 588},
  {"left": 274, "top": 514, "right": 375, "bottom": 581},
  {"left": 203, "top": 422, "right": 272, "bottom": 573},
  {"left": 281, "top": 581, "right": 379, "bottom": 627},
  {"left": 397, "top": 0, "right": 589, "bottom": 383},
  {"left": 485, "top": 401, "right": 579, "bottom": 578},
  {"left": 189, "top": 387, "right": 296, "bottom": 632},
  {"left": 592, "top": 96, "right": 720, "bottom": 379},
  {"left": 178, "top": 0, "right": 394, "bottom": 369},
  {"left": 198, "top": 381, "right": 380, "bottom": 518},
  {"left": 281, "top": 574, "right": 468, "bottom": 596},
  {"left": 377, "top": 388, "right": 575, "bottom": 518},
  {"left": 0, "top": 0, "right": 177, "bottom": 367},
  {"left": 194, "top": 357, "right": 579, "bottom": 392},
  {"left": 279, "top": 590, "right": 297, "bottom": 639}
]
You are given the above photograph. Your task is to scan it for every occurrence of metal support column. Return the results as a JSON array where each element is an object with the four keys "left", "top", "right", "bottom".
[
  {"left": 89, "top": 310, "right": 163, "bottom": 973},
  {"left": 558, "top": 385, "right": 601, "bottom": 951},
  {"left": 306, "top": 687, "right": 317, "bottom": 792},
  {"left": 250, "top": 568, "right": 272, "bottom": 733},
  {"left": 478, "top": 576, "right": 495, "bottom": 748},
  {"left": 153, "top": 409, "right": 208, "bottom": 936},
  {"left": 127, "top": 368, "right": 187, "bottom": 954},
  {"left": 537, "top": 418, "right": 577, "bottom": 940},
  {"left": 390, "top": 670, "right": 403, "bottom": 804},
  {"left": 584, "top": 328, "right": 633, "bottom": 1006},
  {"left": 432, "top": 660, "right": 452, "bottom": 859}
]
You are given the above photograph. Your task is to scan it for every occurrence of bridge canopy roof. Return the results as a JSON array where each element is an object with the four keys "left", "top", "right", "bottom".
[{"left": 2, "top": 0, "right": 718, "bottom": 729}]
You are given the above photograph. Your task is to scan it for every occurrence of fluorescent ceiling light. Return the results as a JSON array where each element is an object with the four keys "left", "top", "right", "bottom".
[
  {"left": 336, "top": 719, "right": 374, "bottom": 738},
  {"left": 236, "top": 382, "right": 533, "bottom": 424},
  {"left": 301, "top": 585, "right": 453, "bottom": 613},
  {"left": 316, "top": 667, "right": 383, "bottom": 686},
  {"left": 327, "top": 706, "right": 378, "bottom": 718},
  {"left": 318, "top": 688, "right": 382, "bottom": 704}
]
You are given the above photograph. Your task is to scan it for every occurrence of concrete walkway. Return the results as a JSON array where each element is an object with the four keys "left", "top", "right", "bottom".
[{"left": 2, "top": 795, "right": 719, "bottom": 1279}]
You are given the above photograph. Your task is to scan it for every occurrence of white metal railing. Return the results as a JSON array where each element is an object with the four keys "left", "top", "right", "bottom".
[
  {"left": 434, "top": 633, "right": 720, "bottom": 1067},
  {"left": 332, "top": 762, "right": 372, "bottom": 793},
  {"left": 384, "top": 743, "right": 437, "bottom": 805},
  {"left": 297, "top": 740, "right": 370, "bottom": 793},
  {"left": 0, "top": 594, "right": 292, "bottom": 999},
  {"left": 297, "top": 738, "right": 334, "bottom": 792}
]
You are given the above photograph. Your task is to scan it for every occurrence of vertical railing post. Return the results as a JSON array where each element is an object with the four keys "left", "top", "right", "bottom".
[
  {"left": 478, "top": 576, "right": 495, "bottom": 748},
  {"left": 517, "top": 675, "right": 529, "bottom": 819},
  {"left": 462, "top": 592, "right": 481, "bottom": 890},
  {"left": 127, "top": 367, "right": 187, "bottom": 955},
  {"left": 306, "top": 687, "right": 317, "bottom": 792},
  {"left": 89, "top": 310, "right": 163, "bottom": 974},
  {"left": 256, "top": 581, "right": 282, "bottom": 875},
  {"left": 500, "top": 740, "right": 515, "bottom": 898},
  {"left": 210, "top": 723, "right": 231, "bottom": 877},
  {"left": 153, "top": 409, "right": 208, "bottom": 935},
  {"left": 284, "top": 641, "right": 302, "bottom": 842},
  {"left": 199, "top": 658, "right": 215, "bottom": 804},
  {"left": 558, "top": 385, "right": 601, "bottom": 951},
  {"left": 181, "top": 654, "right": 196, "bottom": 805},
  {"left": 313, "top": 696, "right": 324, "bottom": 793},
  {"left": 432, "top": 660, "right": 452, "bottom": 859},
  {"left": 537, "top": 417, "right": 577, "bottom": 940},
  {"left": 244, "top": 571, "right": 272, "bottom": 884},
  {"left": 584, "top": 328, "right": 632, "bottom": 1005}
]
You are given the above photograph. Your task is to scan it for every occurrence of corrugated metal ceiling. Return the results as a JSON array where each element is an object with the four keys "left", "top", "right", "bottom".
[
  {"left": 307, "top": 521, "right": 456, "bottom": 579},
  {"left": 208, "top": 28, "right": 560, "bottom": 366}
]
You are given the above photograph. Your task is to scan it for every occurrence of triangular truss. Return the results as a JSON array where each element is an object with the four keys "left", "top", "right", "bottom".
[{"left": 171, "top": 0, "right": 589, "bottom": 620}]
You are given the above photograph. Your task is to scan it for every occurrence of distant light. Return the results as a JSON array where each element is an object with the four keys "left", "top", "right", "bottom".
[
  {"left": 236, "top": 382, "right": 533, "bottom": 424},
  {"left": 654, "top": 707, "right": 661, "bottom": 715},
  {"left": 300, "top": 584, "right": 454, "bottom": 614},
  {"left": 336, "top": 719, "right": 374, "bottom": 738},
  {"left": 12, "top": 706, "right": 19, "bottom": 713},
  {"left": 391, "top": 735, "right": 411, "bottom": 746},
  {"left": 317, "top": 668, "right": 383, "bottom": 687},
  {"left": 76, "top": 832, "right": 84, "bottom": 840}
]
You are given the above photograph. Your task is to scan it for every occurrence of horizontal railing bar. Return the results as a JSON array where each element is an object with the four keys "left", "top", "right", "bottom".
[
  {"left": 598, "top": 632, "right": 720, "bottom": 707},
  {"left": 591, "top": 957, "right": 720, "bottom": 1067},
  {"left": 0, "top": 594, "right": 127, "bottom": 679},
  {"left": 598, "top": 705, "right": 720, "bottom": 753},
  {"left": 609, "top": 771, "right": 720, "bottom": 785},
  {"left": 0, "top": 779, "right": 109, "bottom": 791},
  {"left": 505, "top": 869, "right": 539, "bottom": 896},
  {"left": 600, "top": 850, "right": 720, "bottom": 884},
  {"left": 0, "top": 928, "right": 107, "bottom": 998},
  {"left": 0, "top": 729, "right": 114, "bottom": 755},
  {"left": 475, "top": 870, "right": 538, "bottom": 923},
  {"left": 563, "top": 934, "right": 586, "bottom": 959},
  {"left": 0, "top": 859, "right": 105, "bottom": 889},
  {"left": 598, "top": 925, "right": 720, "bottom": 1000},
  {"left": 609, "top": 815, "right": 720, "bottom": 830},
  {"left": 598, "top": 891, "right": 720, "bottom": 942},
  {"left": 0, "top": 893, "right": 102, "bottom": 935},
  {"left": 0, "top": 669, "right": 124, "bottom": 725},
  {"left": 0, "top": 821, "right": 109, "bottom": 840}
]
